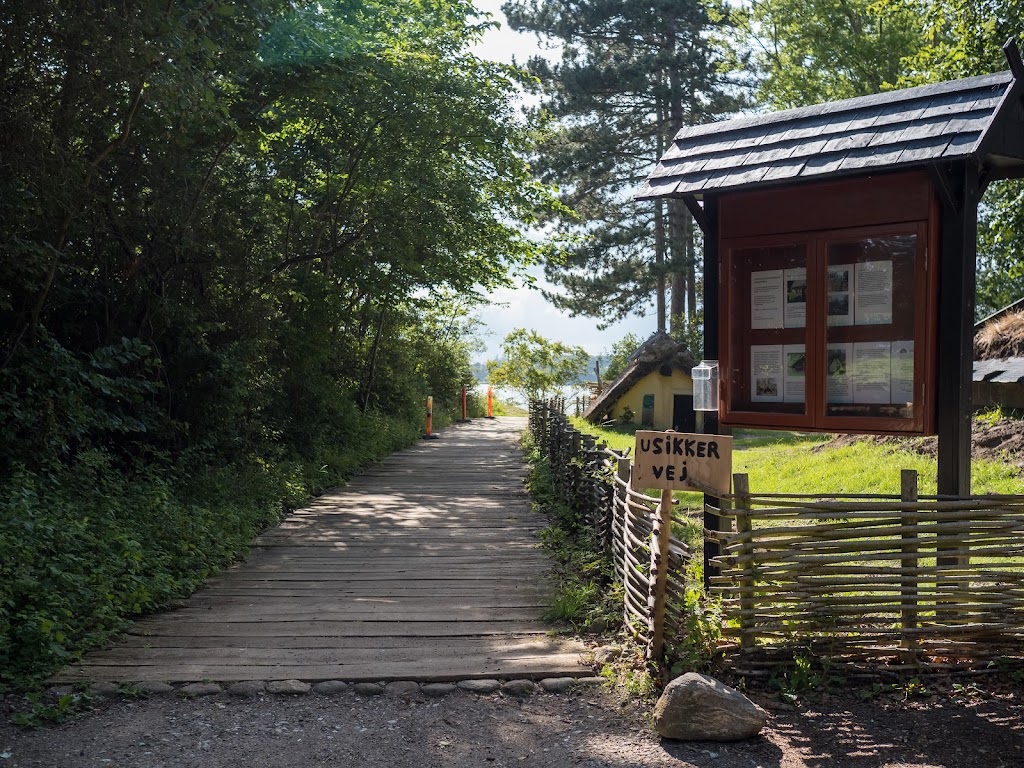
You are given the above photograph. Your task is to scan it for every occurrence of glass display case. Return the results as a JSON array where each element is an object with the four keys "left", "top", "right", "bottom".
[{"left": 718, "top": 177, "right": 936, "bottom": 435}]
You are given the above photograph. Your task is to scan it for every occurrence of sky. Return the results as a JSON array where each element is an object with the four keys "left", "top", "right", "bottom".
[{"left": 468, "top": 0, "right": 657, "bottom": 363}]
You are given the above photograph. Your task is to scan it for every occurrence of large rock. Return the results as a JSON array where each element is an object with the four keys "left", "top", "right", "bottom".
[{"left": 653, "top": 673, "right": 767, "bottom": 742}]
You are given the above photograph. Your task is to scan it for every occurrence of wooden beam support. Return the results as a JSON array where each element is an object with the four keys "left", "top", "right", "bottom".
[
  {"left": 1004, "top": 37, "right": 1024, "bottom": 81},
  {"left": 935, "top": 160, "right": 978, "bottom": 500},
  {"left": 928, "top": 162, "right": 959, "bottom": 212},
  {"left": 681, "top": 194, "right": 708, "bottom": 235}
]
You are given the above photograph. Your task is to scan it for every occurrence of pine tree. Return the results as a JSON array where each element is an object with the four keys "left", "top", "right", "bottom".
[{"left": 504, "top": 0, "right": 740, "bottom": 335}]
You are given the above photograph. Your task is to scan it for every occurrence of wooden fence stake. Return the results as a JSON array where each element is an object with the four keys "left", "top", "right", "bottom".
[
  {"left": 648, "top": 488, "right": 673, "bottom": 662},
  {"left": 733, "top": 473, "right": 754, "bottom": 652},
  {"left": 901, "top": 468, "right": 920, "bottom": 658}
]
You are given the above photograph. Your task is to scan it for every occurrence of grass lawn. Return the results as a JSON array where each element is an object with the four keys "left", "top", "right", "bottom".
[{"left": 569, "top": 417, "right": 1023, "bottom": 502}]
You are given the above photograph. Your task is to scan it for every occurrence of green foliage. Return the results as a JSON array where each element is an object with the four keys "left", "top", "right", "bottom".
[
  {"left": 602, "top": 333, "right": 642, "bottom": 382},
  {"left": 9, "top": 691, "right": 94, "bottom": 729},
  {"left": 767, "top": 654, "right": 846, "bottom": 703},
  {"left": 730, "top": 0, "right": 925, "bottom": 109},
  {"left": 487, "top": 329, "right": 590, "bottom": 402},
  {"left": 0, "top": 0, "right": 553, "bottom": 690},
  {"left": 544, "top": 581, "right": 599, "bottom": 623},
  {"left": 524, "top": 436, "right": 619, "bottom": 633},
  {"left": 668, "top": 562, "right": 723, "bottom": 674}
]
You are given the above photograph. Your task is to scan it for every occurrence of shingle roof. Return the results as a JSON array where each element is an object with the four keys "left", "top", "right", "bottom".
[
  {"left": 638, "top": 71, "right": 1024, "bottom": 200},
  {"left": 973, "top": 357, "right": 1024, "bottom": 384}
]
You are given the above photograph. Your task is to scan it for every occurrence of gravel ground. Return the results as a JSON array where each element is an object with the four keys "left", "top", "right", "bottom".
[{"left": 1, "top": 678, "right": 1022, "bottom": 768}]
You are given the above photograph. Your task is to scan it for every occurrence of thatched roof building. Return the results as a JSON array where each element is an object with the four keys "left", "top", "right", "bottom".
[
  {"left": 584, "top": 332, "right": 698, "bottom": 429},
  {"left": 973, "top": 300, "right": 1024, "bottom": 408}
]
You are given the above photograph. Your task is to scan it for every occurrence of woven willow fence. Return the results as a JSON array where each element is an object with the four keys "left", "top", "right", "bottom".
[
  {"left": 528, "top": 399, "right": 1024, "bottom": 674},
  {"left": 528, "top": 401, "right": 693, "bottom": 657},
  {"left": 710, "top": 473, "right": 1024, "bottom": 675}
]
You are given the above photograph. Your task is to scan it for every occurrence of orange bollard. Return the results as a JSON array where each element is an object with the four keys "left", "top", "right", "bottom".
[
  {"left": 487, "top": 385, "right": 495, "bottom": 419},
  {"left": 423, "top": 395, "right": 438, "bottom": 439},
  {"left": 460, "top": 386, "right": 469, "bottom": 421}
]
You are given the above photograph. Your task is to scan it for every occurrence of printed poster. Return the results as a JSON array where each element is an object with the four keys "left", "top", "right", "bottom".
[
  {"left": 826, "top": 343, "right": 853, "bottom": 404},
  {"left": 852, "top": 342, "right": 891, "bottom": 404},
  {"left": 783, "top": 344, "right": 806, "bottom": 404},
  {"left": 751, "top": 270, "right": 784, "bottom": 329},
  {"left": 783, "top": 267, "right": 807, "bottom": 328},
  {"left": 750, "top": 345, "right": 784, "bottom": 403},
  {"left": 827, "top": 265, "right": 854, "bottom": 326},
  {"left": 854, "top": 260, "right": 893, "bottom": 325},
  {"left": 890, "top": 340, "right": 914, "bottom": 404}
]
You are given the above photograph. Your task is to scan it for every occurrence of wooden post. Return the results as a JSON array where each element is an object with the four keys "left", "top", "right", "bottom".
[
  {"left": 648, "top": 488, "right": 674, "bottom": 662},
  {"left": 733, "top": 473, "right": 754, "bottom": 652},
  {"left": 571, "top": 430, "right": 583, "bottom": 508},
  {"left": 702, "top": 195, "right": 724, "bottom": 591},
  {"left": 900, "top": 469, "right": 919, "bottom": 659},
  {"left": 459, "top": 386, "right": 468, "bottom": 421},
  {"left": 936, "top": 159, "right": 977, "bottom": 503},
  {"left": 935, "top": 161, "right": 977, "bottom": 584},
  {"left": 616, "top": 457, "right": 632, "bottom": 623},
  {"left": 423, "top": 395, "right": 437, "bottom": 439},
  {"left": 486, "top": 385, "right": 494, "bottom": 418},
  {"left": 595, "top": 359, "right": 602, "bottom": 395}
]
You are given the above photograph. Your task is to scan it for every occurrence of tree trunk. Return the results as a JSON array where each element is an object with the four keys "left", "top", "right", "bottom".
[
  {"left": 666, "top": 28, "right": 688, "bottom": 335},
  {"left": 654, "top": 205, "right": 667, "bottom": 334},
  {"left": 668, "top": 197, "right": 687, "bottom": 334},
  {"left": 653, "top": 105, "right": 668, "bottom": 333}
]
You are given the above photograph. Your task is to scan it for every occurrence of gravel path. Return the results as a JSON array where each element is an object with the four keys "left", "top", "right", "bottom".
[{"left": 2, "top": 679, "right": 1022, "bottom": 767}]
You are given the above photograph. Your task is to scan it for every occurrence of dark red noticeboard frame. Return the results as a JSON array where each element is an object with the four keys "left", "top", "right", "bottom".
[{"left": 717, "top": 172, "right": 939, "bottom": 435}]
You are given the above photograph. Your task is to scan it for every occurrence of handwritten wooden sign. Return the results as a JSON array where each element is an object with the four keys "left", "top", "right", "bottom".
[{"left": 632, "top": 431, "right": 733, "bottom": 494}]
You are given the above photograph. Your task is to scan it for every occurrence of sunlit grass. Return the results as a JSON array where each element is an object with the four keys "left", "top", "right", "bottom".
[{"left": 569, "top": 416, "right": 1022, "bottom": 497}]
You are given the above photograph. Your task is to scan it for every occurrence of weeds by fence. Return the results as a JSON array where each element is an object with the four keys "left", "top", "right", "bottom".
[
  {"left": 529, "top": 399, "right": 1024, "bottom": 676},
  {"left": 529, "top": 400, "right": 696, "bottom": 663}
]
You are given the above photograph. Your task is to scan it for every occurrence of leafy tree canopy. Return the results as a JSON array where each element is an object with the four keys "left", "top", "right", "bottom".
[
  {"left": 487, "top": 328, "right": 590, "bottom": 402},
  {"left": 602, "top": 332, "right": 642, "bottom": 381}
]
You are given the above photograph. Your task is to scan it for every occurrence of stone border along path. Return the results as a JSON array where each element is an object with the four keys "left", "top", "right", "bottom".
[
  {"left": 52, "top": 418, "right": 592, "bottom": 686},
  {"left": 67, "top": 676, "right": 607, "bottom": 700}
]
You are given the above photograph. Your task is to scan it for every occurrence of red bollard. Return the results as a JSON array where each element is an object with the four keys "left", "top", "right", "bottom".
[
  {"left": 422, "top": 396, "right": 439, "bottom": 439},
  {"left": 460, "top": 386, "right": 469, "bottom": 422}
]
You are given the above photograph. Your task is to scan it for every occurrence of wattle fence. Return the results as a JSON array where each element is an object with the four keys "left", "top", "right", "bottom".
[{"left": 529, "top": 399, "right": 1024, "bottom": 676}]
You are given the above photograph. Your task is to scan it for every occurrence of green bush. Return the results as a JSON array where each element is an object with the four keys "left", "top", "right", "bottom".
[{"left": 0, "top": 406, "right": 432, "bottom": 692}]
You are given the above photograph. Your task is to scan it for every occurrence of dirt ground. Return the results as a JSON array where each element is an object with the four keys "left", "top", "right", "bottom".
[
  {"left": 820, "top": 414, "right": 1024, "bottom": 472},
  {"left": 1, "top": 676, "right": 1022, "bottom": 768}
]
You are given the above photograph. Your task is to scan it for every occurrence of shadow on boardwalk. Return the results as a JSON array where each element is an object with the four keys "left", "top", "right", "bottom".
[{"left": 54, "top": 417, "right": 588, "bottom": 684}]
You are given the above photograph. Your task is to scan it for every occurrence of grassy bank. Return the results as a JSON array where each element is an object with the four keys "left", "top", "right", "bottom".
[{"left": 569, "top": 418, "right": 1023, "bottom": 497}]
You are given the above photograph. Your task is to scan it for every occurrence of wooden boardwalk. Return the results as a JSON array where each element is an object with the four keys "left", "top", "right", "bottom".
[{"left": 55, "top": 418, "right": 589, "bottom": 683}]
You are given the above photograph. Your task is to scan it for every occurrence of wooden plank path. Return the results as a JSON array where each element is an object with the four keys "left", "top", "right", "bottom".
[{"left": 54, "top": 417, "right": 589, "bottom": 684}]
